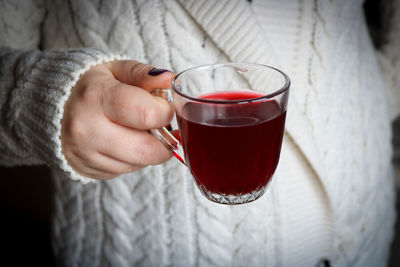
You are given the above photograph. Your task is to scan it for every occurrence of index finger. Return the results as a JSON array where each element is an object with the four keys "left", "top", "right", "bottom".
[
  {"left": 105, "top": 60, "right": 174, "bottom": 91},
  {"left": 102, "top": 81, "right": 173, "bottom": 130}
]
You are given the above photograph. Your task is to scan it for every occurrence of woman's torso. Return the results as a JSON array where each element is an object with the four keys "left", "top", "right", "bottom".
[{"left": 46, "top": 0, "right": 396, "bottom": 266}]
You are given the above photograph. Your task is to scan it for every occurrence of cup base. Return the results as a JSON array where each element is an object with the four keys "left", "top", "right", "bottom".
[{"left": 198, "top": 186, "right": 266, "bottom": 205}]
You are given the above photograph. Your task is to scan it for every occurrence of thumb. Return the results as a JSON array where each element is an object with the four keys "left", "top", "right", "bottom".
[{"left": 105, "top": 60, "right": 174, "bottom": 91}]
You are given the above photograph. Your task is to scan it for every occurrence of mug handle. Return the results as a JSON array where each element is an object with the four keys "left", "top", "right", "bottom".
[{"left": 150, "top": 89, "right": 186, "bottom": 165}]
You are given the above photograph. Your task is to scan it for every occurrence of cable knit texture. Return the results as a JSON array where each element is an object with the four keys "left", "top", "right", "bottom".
[{"left": 0, "top": 0, "right": 398, "bottom": 266}]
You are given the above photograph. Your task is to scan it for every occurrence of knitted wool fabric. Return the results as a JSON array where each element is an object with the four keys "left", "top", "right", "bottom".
[{"left": 0, "top": 0, "right": 398, "bottom": 266}]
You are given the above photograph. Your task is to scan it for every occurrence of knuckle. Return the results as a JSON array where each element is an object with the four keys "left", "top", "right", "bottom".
[
  {"left": 79, "top": 82, "right": 102, "bottom": 106},
  {"left": 106, "top": 85, "right": 130, "bottom": 122},
  {"left": 128, "top": 62, "right": 148, "bottom": 84},
  {"left": 97, "top": 81, "right": 108, "bottom": 100},
  {"left": 136, "top": 136, "right": 171, "bottom": 166},
  {"left": 136, "top": 139, "right": 158, "bottom": 166},
  {"left": 138, "top": 104, "right": 159, "bottom": 128},
  {"left": 67, "top": 118, "right": 87, "bottom": 139},
  {"left": 109, "top": 86, "right": 125, "bottom": 108},
  {"left": 136, "top": 147, "right": 152, "bottom": 166}
]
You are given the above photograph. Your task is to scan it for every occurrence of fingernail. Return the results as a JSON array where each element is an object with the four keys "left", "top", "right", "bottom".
[{"left": 148, "top": 68, "right": 170, "bottom": 76}]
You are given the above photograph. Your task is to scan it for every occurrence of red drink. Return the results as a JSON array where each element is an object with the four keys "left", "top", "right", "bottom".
[{"left": 176, "top": 91, "right": 286, "bottom": 198}]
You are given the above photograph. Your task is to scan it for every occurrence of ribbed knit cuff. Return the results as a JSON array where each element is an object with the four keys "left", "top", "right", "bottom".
[{"left": 15, "top": 48, "right": 125, "bottom": 183}]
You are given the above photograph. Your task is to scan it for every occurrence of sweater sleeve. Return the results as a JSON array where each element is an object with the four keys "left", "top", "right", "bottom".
[
  {"left": 378, "top": 0, "right": 400, "bottom": 121},
  {"left": 0, "top": 48, "right": 123, "bottom": 183}
]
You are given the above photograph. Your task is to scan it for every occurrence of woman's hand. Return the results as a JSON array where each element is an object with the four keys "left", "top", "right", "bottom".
[{"left": 61, "top": 60, "right": 174, "bottom": 180}]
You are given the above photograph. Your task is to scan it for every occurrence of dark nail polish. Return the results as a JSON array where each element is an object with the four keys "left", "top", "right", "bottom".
[{"left": 148, "top": 68, "right": 170, "bottom": 76}]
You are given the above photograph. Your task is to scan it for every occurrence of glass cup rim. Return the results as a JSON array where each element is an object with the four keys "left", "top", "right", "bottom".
[{"left": 171, "top": 62, "right": 290, "bottom": 104}]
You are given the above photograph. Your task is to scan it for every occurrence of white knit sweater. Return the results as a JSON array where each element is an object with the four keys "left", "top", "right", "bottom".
[{"left": 0, "top": 0, "right": 399, "bottom": 266}]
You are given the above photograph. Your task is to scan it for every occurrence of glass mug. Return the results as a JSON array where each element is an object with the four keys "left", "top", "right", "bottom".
[{"left": 151, "top": 63, "right": 290, "bottom": 205}]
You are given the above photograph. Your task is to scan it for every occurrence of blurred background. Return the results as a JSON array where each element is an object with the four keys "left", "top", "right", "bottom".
[
  {"left": 0, "top": 0, "right": 399, "bottom": 266},
  {"left": 0, "top": 165, "right": 54, "bottom": 266}
]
